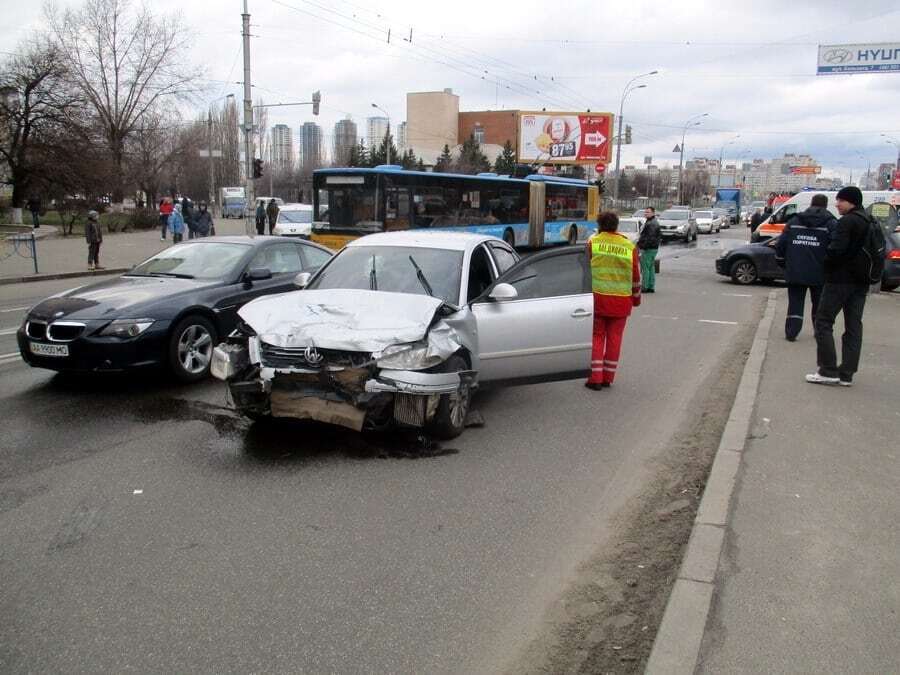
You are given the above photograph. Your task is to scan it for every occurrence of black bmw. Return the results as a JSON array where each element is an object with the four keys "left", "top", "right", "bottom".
[{"left": 17, "top": 236, "right": 333, "bottom": 381}]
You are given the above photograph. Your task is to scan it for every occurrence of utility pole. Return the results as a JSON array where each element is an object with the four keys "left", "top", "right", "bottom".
[
  {"left": 612, "top": 70, "right": 656, "bottom": 203},
  {"left": 242, "top": 0, "right": 254, "bottom": 235},
  {"left": 207, "top": 110, "right": 215, "bottom": 212}
]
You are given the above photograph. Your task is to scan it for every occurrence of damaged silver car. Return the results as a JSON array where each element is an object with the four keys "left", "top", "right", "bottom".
[{"left": 212, "top": 231, "right": 594, "bottom": 438}]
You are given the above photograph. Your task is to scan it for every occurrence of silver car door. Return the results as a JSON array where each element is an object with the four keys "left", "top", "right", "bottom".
[{"left": 472, "top": 247, "right": 592, "bottom": 384}]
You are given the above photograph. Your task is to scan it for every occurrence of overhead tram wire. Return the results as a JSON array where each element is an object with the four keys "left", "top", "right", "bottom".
[{"left": 268, "top": 0, "right": 586, "bottom": 112}]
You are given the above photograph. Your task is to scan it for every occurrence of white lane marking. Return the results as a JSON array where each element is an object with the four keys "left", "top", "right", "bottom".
[
  {"left": 698, "top": 319, "right": 739, "bottom": 325},
  {"left": 0, "top": 328, "right": 18, "bottom": 336},
  {"left": 722, "top": 293, "right": 753, "bottom": 297},
  {"left": 641, "top": 314, "right": 679, "bottom": 320},
  {"left": 0, "top": 352, "right": 21, "bottom": 364},
  {"left": 133, "top": 489, "right": 143, "bottom": 495},
  {"left": 0, "top": 306, "right": 28, "bottom": 313}
]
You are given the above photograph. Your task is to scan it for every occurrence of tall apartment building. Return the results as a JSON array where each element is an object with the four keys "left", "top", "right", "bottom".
[
  {"left": 270, "top": 124, "right": 293, "bottom": 171},
  {"left": 300, "top": 122, "right": 323, "bottom": 168},
  {"left": 366, "top": 116, "right": 390, "bottom": 153},
  {"left": 333, "top": 117, "right": 358, "bottom": 166}
]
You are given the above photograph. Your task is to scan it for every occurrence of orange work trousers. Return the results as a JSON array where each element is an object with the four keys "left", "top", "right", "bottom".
[{"left": 587, "top": 315, "right": 628, "bottom": 384}]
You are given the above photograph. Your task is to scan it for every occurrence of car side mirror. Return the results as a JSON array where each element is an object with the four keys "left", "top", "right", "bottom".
[
  {"left": 488, "top": 282, "right": 518, "bottom": 301},
  {"left": 294, "top": 271, "right": 312, "bottom": 288},
  {"left": 246, "top": 267, "right": 272, "bottom": 282}
]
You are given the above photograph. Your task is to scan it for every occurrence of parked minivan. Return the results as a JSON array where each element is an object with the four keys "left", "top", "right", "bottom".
[{"left": 752, "top": 190, "right": 900, "bottom": 242}]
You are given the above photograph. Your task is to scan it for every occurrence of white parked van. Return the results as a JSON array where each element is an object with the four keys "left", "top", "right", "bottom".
[{"left": 753, "top": 190, "right": 900, "bottom": 241}]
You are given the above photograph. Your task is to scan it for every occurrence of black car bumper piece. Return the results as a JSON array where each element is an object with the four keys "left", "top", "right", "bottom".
[
  {"left": 17, "top": 321, "right": 171, "bottom": 373},
  {"left": 715, "top": 257, "right": 729, "bottom": 276}
]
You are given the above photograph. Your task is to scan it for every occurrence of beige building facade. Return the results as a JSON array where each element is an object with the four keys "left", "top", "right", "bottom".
[{"left": 406, "top": 89, "right": 459, "bottom": 165}]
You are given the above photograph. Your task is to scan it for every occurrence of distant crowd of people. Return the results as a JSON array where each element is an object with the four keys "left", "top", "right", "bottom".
[{"left": 159, "top": 197, "right": 215, "bottom": 243}]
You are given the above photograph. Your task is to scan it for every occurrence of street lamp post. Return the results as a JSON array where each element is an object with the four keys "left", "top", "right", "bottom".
[
  {"left": 371, "top": 103, "right": 391, "bottom": 166},
  {"left": 677, "top": 113, "right": 708, "bottom": 205},
  {"left": 612, "top": 70, "right": 657, "bottom": 203},
  {"left": 881, "top": 134, "right": 900, "bottom": 171},
  {"left": 716, "top": 134, "right": 740, "bottom": 189}
]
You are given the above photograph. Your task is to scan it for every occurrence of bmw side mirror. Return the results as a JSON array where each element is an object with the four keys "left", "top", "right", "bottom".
[
  {"left": 488, "top": 283, "right": 518, "bottom": 302},
  {"left": 294, "top": 271, "right": 312, "bottom": 288},
  {"left": 246, "top": 267, "right": 272, "bottom": 282}
]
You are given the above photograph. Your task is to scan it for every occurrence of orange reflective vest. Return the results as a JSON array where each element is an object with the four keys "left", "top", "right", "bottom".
[{"left": 589, "top": 232, "right": 636, "bottom": 297}]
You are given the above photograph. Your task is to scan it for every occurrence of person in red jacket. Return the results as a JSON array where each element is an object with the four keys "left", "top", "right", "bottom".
[
  {"left": 159, "top": 197, "right": 174, "bottom": 241},
  {"left": 585, "top": 211, "right": 641, "bottom": 390}
]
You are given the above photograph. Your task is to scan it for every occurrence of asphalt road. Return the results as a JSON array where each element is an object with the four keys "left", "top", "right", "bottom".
[{"left": 0, "top": 228, "right": 770, "bottom": 673}]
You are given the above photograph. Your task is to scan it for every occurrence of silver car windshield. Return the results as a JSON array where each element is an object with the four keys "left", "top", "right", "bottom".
[
  {"left": 695, "top": 211, "right": 713, "bottom": 218},
  {"left": 660, "top": 210, "right": 690, "bottom": 220},
  {"left": 308, "top": 246, "right": 464, "bottom": 306}
]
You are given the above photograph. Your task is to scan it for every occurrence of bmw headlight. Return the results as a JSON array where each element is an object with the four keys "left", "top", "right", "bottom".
[
  {"left": 676, "top": 224, "right": 686, "bottom": 232},
  {"left": 99, "top": 318, "right": 155, "bottom": 338},
  {"left": 376, "top": 341, "right": 443, "bottom": 370}
]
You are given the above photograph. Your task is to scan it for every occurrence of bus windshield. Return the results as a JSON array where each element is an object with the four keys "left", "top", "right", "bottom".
[{"left": 315, "top": 174, "right": 380, "bottom": 234}]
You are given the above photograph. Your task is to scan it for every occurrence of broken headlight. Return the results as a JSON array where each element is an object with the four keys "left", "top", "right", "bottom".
[{"left": 376, "top": 341, "right": 444, "bottom": 371}]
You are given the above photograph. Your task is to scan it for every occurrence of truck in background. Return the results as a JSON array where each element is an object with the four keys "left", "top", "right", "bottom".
[
  {"left": 220, "top": 186, "right": 246, "bottom": 218},
  {"left": 714, "top": 188, "right": 742, "bottom": 225}
]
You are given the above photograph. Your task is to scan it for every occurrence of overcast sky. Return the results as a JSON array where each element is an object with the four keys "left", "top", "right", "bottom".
[{"left": 2, "top": 0, "right": 899, "bottom": 180}]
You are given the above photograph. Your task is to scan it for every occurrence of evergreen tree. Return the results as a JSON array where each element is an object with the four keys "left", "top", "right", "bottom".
[
  {"left": 455, "top": 135, "right": 491, "bottom": 175},
  {"left": 415, "top": 158, "right": 426, "bottom": 172},
  {"left": 400, "top": 148, "right": 419, "bottom": 170},
  {"left": 493, "top": 140, "right": 517, "bottom": 175},
  {"left": 348, "top": 141, "right": 369, "bottom": 168},
  {"left": 434, "top": 144, "right": 453, "bottom": 173},
  {"left": 370, "top": 132, "right": 399, "bottom": 167}
]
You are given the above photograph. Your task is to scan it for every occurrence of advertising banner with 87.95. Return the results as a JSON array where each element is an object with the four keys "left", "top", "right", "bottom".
[{"left": 517, "top": 111, "right": 613, "bottom": 165}]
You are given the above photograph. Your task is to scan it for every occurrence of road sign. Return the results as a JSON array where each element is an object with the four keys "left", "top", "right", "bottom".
[{"left": 595, "top": 162, "right": 606, "bottom": 173}]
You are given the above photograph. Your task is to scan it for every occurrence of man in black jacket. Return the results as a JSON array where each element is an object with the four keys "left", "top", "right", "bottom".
[
  {"left": 637, "top": 207, "right": 661, "bottom": 292},
  {"left": 748, "top": 207, "right": 765, "bottom": 240},
  {"left": 806, "top": 186, "right": 870, "bottom": 386},
  {"left": 775, "top": 194, "right": 835, "bottom": 341}
]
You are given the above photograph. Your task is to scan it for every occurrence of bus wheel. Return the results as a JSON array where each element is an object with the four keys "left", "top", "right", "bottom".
[
  {"left": 503, "top": 228, "right": 515, "bottom": 247},
  {"left": 568, "top": 226, "right": 578, "bottom": 246}
]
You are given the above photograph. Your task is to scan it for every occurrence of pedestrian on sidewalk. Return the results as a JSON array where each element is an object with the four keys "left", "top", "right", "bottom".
[
  {"left": 255, "top": 200, "right": 266, "bottom": 236},
  {"left": 168, "top": 203, "right": 185, "bottom": 244},
  {"left": 637, "top": 206, "right": 661, "bottom": 293},
  {"left": 182, "top": 197, "right": 196, "bottom": 239},
  {"left": 266, "top": 199, "right": 279, "bottom": 235},
  {"left": 159, "top": 198, "right": 173, "bottom": 240},
  {"left": 85, "top": 210, "right": 103, "bottom": 270},
  {"left": 194, "top": 202, "right": 213, "bottom": 237},
  {"left": 26, "top": 196, "right": 41, "bottom": 229},
  {"left": 807, "top": 186, "right": 874, "bottom": 387},
  {"left": 775, "top": 193, "right": 836, "bottom": 341},
  {"left": 585, "top": 211, "right": 641, "bottom": 390}
]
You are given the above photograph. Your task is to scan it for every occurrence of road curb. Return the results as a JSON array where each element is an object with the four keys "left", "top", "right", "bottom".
[
  {"left": 645, "top": 289, "right": 777, "bottom": 675},
  {"left": 0, "top": 268, "right": 130, "bottom": 286}
]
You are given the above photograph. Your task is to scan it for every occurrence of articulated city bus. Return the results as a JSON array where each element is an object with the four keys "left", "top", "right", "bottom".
[{"left": 310, "top": 165, "right": 600, "bottom": 250}]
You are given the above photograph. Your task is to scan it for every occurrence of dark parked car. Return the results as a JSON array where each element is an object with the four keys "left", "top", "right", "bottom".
[
  {"left": 18, "top": 237, "right": 334, "bottom": 381},
  {"left": 716, "top": 229, "right": 900, "bottom": 290}
]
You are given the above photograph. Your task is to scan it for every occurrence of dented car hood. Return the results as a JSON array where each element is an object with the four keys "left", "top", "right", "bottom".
[{"left": 239, "top": 289, "right": 446, "bottom": 352}]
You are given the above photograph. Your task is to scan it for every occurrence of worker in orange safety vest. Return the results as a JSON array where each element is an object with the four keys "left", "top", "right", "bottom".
[{"left": 585, "top": 211, "right": 641, "bottom": 390}]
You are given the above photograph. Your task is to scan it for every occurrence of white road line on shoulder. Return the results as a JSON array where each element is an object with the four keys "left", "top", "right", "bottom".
[
  {"left": 0, "top": 306, "right": 28, "bottom": 313},
  {"left": 641, "top": 314, "right": 679, "bottom": 320},
  {"left": 722, "top": 293, "right": 753, "bottom": 297},
  {"left": 0, "top": 352, "right": 21, "bottom": 364},
  {"left": 698, "top": 319, "right": 739, "bottom": 325},
  {"left": 0, "top": 328, "right": 18, "bottom": 336}
]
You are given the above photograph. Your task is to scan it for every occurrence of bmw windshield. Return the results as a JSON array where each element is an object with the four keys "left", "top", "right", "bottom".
[{"left": 128, "top": 242, "right": 250, "bottom": 280}]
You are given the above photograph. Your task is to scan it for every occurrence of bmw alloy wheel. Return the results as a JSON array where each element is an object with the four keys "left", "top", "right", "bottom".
[{"left": 177, "top": 323, "right": 213, "bottom": 375}]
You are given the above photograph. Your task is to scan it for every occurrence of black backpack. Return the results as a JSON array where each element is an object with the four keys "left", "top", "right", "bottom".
[{"left": 860, "top": 214, "right": 886, "bottom": 284}]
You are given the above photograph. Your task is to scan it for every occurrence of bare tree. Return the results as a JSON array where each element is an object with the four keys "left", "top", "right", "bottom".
[
  {"left": 0, "top": 40, "right": 77, "bottom": 218},
  {"left": 46, "top": 0, "right": 198, "bottom": 207}
]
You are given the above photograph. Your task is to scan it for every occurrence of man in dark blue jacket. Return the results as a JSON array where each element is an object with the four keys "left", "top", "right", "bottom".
[
  {"left": 775, "top": 194, "right": 835, "bottom": 341},
  {"left": 806, "top": 186, "right": 871, "bottom": 387}
]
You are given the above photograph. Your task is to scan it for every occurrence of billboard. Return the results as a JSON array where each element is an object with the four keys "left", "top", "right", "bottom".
[
  {"left": 893, "top": 170, "right": 900, "bottom": 190},
  {"left": 817, "top": 43, "right": 900, "bottom": 75},
  {"left": 790, "top": 166, "right": 822, "bottom": 175},
  {"left": 518, "top": 111, "right": 613, "bottom": 164}
]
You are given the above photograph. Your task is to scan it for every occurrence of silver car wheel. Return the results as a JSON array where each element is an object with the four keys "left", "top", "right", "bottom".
[
  {"left": 448, "top": 383, "right": 471, "bottom": 429},
  {"left": 732, "top": 260, "right": 757, "bottom": 284},
  {"left": 177, "top": 324, "right": 213, "bottom": 374}
]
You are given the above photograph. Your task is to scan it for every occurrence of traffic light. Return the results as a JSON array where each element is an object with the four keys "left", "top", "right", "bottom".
[
  {"left": 252, "top": 158, "right": 263, "bottom": 179},
  {"left": 625, "top": 125, "right": 632, "bottom": 144},
  {"left": 312, "top": 90, "right": 321, "bottom": 116},
  {"left": 595, "top": 177, "right": 606, "bottom": 195}
]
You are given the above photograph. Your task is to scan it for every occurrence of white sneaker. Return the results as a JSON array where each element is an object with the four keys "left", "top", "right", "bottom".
[{"left": 805, "top": 373, "right": 840, "bottom": 385}]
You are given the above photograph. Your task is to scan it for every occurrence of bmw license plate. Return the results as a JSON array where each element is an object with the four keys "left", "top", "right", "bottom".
[{"left": 29, "top": 342, "right": 69, "bottom": 357}]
